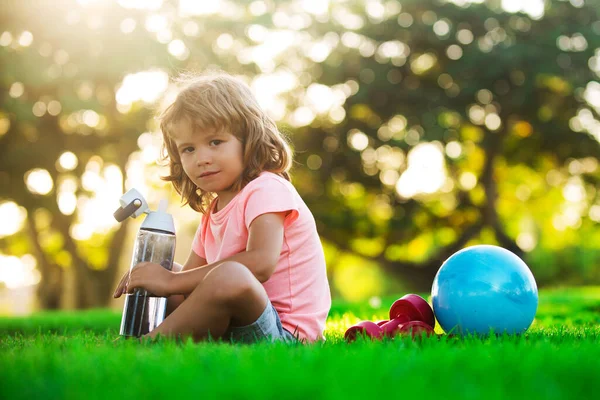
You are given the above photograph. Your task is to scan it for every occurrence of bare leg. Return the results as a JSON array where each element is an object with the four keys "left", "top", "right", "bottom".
[
  {"left": 147, "top": 261, "right": 269, "bottom": 342},
  {"left": 165, "top": 294, "right": 186, "bottom": 317},
  {"left": 165, "top": 262, "right": 186, "bottom": 316}
]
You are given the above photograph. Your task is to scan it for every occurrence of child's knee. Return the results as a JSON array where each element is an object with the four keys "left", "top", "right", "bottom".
[{"left": 206, "top": 261, "right": 260, "bottom": 303}]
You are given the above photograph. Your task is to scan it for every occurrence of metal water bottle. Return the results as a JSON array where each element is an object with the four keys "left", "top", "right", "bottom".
[{"left": 113, "top": 189, "right": 176, "bottom": 337}]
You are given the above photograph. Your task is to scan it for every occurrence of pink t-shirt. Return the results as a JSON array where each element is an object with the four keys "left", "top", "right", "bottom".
[{"left": 191, "top": 171, "right": 331, "bottom": 342}]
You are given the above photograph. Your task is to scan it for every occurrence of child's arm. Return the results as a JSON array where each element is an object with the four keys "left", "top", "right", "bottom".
[
  {"left": 179, "top": 251, "right": 208, "bottom": 273},
  {"left": 113, "top": 250, "right": 207, "bottom": 299},
  {"left": 168, "top": 212, "right": 286, "bottom": 295}
]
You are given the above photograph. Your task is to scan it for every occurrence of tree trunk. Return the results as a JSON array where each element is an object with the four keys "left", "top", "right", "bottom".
[
  {"left": 93, "top": 220, "right": 130, "bottom": 307},
  {"left": 52, "top": 213, "right": 98, "bottom": 308},
  {"left": 480, "top": 129, "right": 523, "bottom": 258},
  {"left": 26, "top": 216, "right": 63, "bottom": 309}
]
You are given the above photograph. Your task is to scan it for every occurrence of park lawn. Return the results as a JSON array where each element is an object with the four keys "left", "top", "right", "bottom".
[{"left": 1, "top": 287, "right": 600, "bottom": 400}]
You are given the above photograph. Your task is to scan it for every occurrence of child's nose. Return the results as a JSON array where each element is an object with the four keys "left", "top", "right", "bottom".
[{"left": 196, "top": 149, "right": 212, "bottom": 165}]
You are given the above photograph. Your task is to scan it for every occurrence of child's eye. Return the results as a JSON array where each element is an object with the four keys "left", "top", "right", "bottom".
[
  {"left": 181, "top": 146, "right": 194, "bottom": 154},
  {"left": 209, "top": 140, "right": 223, "bottom": 146}
]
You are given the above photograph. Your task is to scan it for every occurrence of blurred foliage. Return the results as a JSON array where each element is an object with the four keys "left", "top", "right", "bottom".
[{"left": 1, "top": 0, "right": 600, "bottom": 308}]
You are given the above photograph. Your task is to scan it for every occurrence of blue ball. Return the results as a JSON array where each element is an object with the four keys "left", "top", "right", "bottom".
[{"left": 431, "top": 245, "right": 538, "bottom": 335}]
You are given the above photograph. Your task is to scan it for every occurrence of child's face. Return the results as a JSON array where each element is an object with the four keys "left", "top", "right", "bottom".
[{"left": 171, "top": 119, "right": 244, "bottom": 197}]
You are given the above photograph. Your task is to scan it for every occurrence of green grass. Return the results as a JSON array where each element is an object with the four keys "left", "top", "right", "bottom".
[{"left": 2, "top": 287, "right": 600, "bottom": 400}]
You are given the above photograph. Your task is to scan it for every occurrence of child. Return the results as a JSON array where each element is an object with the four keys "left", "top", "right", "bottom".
[{"left": 113, "top": 72, "right": 331, "bottom": 343}]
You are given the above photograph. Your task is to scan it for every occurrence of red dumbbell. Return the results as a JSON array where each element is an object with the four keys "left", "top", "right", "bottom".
[
  {"left": 344, "top": 321, "right": 383, "bottom": 342},
  {"left": 389, "top": 294, "right": 435, "bottom": 328},
  {"left": 382, "top": 294, "right": 436, "bottom": 338},
  {"left": 345, "top": 294, "right": 436, "bottom": 342},
  {"left": 396, "top": 321, "right": 435, "bottom": 338},
  {"left": 380, "top": 315, "right": 411, "bottom": 337}
]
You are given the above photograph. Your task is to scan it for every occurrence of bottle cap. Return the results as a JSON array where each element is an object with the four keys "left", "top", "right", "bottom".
[
  {"left": 114, "top": 188, "right": 149, "bottom": 221},
  {"left": 140, "top": 199, "right": 175, "bottom": 234}
]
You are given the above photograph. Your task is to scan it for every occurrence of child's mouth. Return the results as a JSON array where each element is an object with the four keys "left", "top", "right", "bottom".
[{"left": 199, "top": 171, "right": 219, "bottom": 178}]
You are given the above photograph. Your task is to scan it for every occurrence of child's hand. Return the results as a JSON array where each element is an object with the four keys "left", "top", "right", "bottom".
[
  {"left": 123, "top": 262, "right": 176, "bottom": 297},
  {"left": 113, "top": 270, "right": 130, "bottom": 298}
]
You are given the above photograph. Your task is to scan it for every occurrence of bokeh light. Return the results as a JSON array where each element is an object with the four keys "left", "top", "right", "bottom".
[
  {"left": 396, "top": 142, "right": 447, "bottom": 198},
  {"left": 0, "top": 202, "right": 27, "bottom": 238},
  {"left": 25, "top": 169, "right": 54, "bottom": 195},
  {"left": 115, "top": 70, "right": 169, "bottom": 110}
]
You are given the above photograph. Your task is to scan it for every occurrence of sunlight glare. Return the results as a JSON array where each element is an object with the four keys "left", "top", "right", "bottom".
[
  {"left": 376, "top": 145, "right": 404, "bottom": 170},
  {"left": 72, "top": 163, "right": 123, "bottom": 239},
  {"left": 516, "top": 232, "right": 537, "bottom": 252},
  {"left": 25, "top": 168, "right": 53, "bottom": 195},
  {"left": 377, "top": 40, "right": 409, "bottom": 59},
  {"left": 18, "top": 31, "right": 33, "bottom": 47},
  {"left": 179, "top": 0, "right": 220, "bottom": 16},
  {"left": 120, "top": 18, "right": 137, "bottom": 34},
  {"left": 58, "top": 192, "right": 77, "bottom": 215},
  {"left": 573, "top": 108, "right": 600, "bottom": 142},
  {"left": 252, "top": 71, "right": 298, "bottom": 120},
  {"left": 502, "top": 0, "right": 545, "bottom": 19},
  {"left": 563, "top": 178, "right": 585, "bottom": 203},
  {"left": 308, "top": 41, "right": 332, "bottom": 62},
  {"left": 251, "top": 30, "right": 296, "bottom": 71},
  {"left": 301, "top": 0, "right": 329, "bottom": 15},
  {"left": 0, "top": 114, "right": 10, "bottom": 136},
  {"left": 77, "top": 0, "right": 102, "bottom": 5},
  {"left": 433, "top": 20, "right": 451, "bottom": 37},
  {"left": 584, "top": 81, "right": 600, "bottom": 114},
  {"left": 589, "top": 205, "right": 600, "bottom": 222},
  {"left": 348, "top": 130, "right": 369, "bottom": 151},
  {"left": 459, "top": 171, "right": 477, "bottom": 190},
  {"left": 125, "top": 155, "right": 150, "bottom": 197},
  {"left": 333, "top": 9, "right": 364, "bottom": 30},
  {"left": 82, "top": 110, "right": 100, "bottom": 127},
  {"left": 0, "top": 255, "right": 40, "bottom": 289},
  {"left": 396, "top": 142, "right": 447, "bottom": 198},
  {"left": 289, "top": 107, "right": 315, "bottom": 127},
  {"left": 216, "top": 33, "right": 234, "bottom": 50},
  {"left": 103, "top": 164, "right": 125, "bottom": 203},
  {"left": 0, "top": 32, "right": 12, "bottom": 47},
  {"left": 145, "top": 14, "right": 168, "bottom": 32},
  {"left": 9, "top": 82, "right": 24, "bottom": 98},
  {"left": 116, "top": 70, "right": 169, "bottom": 107},
  {"left": 365, "top": 1, "right": 385, "bottom": 20},
  {"left": 341, "top": 32, "right": 362, "bottom": 48},
  {"left": 0, "top": 202, "right": 27, "bottom": 238},
  {"left": 249, "top": 1, "right": 267, "bottom": 16},
  {"left": 445, "top": 141, "right": 462, "bottom": 158},
  {"left": 306, "top": 84, "right": 336, "bottom": 114},
  {"left": 457, "top": 29, "right": 474, "bottom": 45},
  {"left": 247, "top": 25, "right": 268, "bottom": 43},
  {"left": 118, "top": 0, "right": 163, "bottom": 10},
  {"left": 139, "top": 133, "right": 162, "bottom": 164},
  {"left": 58, "top": 152, "right": 78, "bottom": 171},
  {"left": 57, "top": 177, "right": 78, "bottom": 216},
  {"left": 380, "top": 169, "right": 400, "bottom": 186},
  {"left": 168, "top": 39, "right": 189, "bottom": 60},
  {"left": 411, "top": 53, "right": 437, "bottom": 75},
  {"left": 485, "top": 113, "right": 502, "bottom": 131}
]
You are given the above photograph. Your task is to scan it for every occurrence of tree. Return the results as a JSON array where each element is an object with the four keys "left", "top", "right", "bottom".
[
  {"left": 0, "top": 2, "right": 167, "bottom": 307},
  {"left": 1, "top": 0, "right": 599, "bottom": 308},
  {"left": 293, "top": 0, "right": 600, "bottom": 288}
]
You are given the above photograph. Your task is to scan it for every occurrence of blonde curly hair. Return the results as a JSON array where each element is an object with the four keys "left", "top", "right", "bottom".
[{"left": 158, "top": 72, "right": 293, "bottom": 214}]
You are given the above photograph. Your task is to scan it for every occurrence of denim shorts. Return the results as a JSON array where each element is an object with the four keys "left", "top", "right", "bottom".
[{"left": 224, "top": 299, "right": 297, "bottom": 344}]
